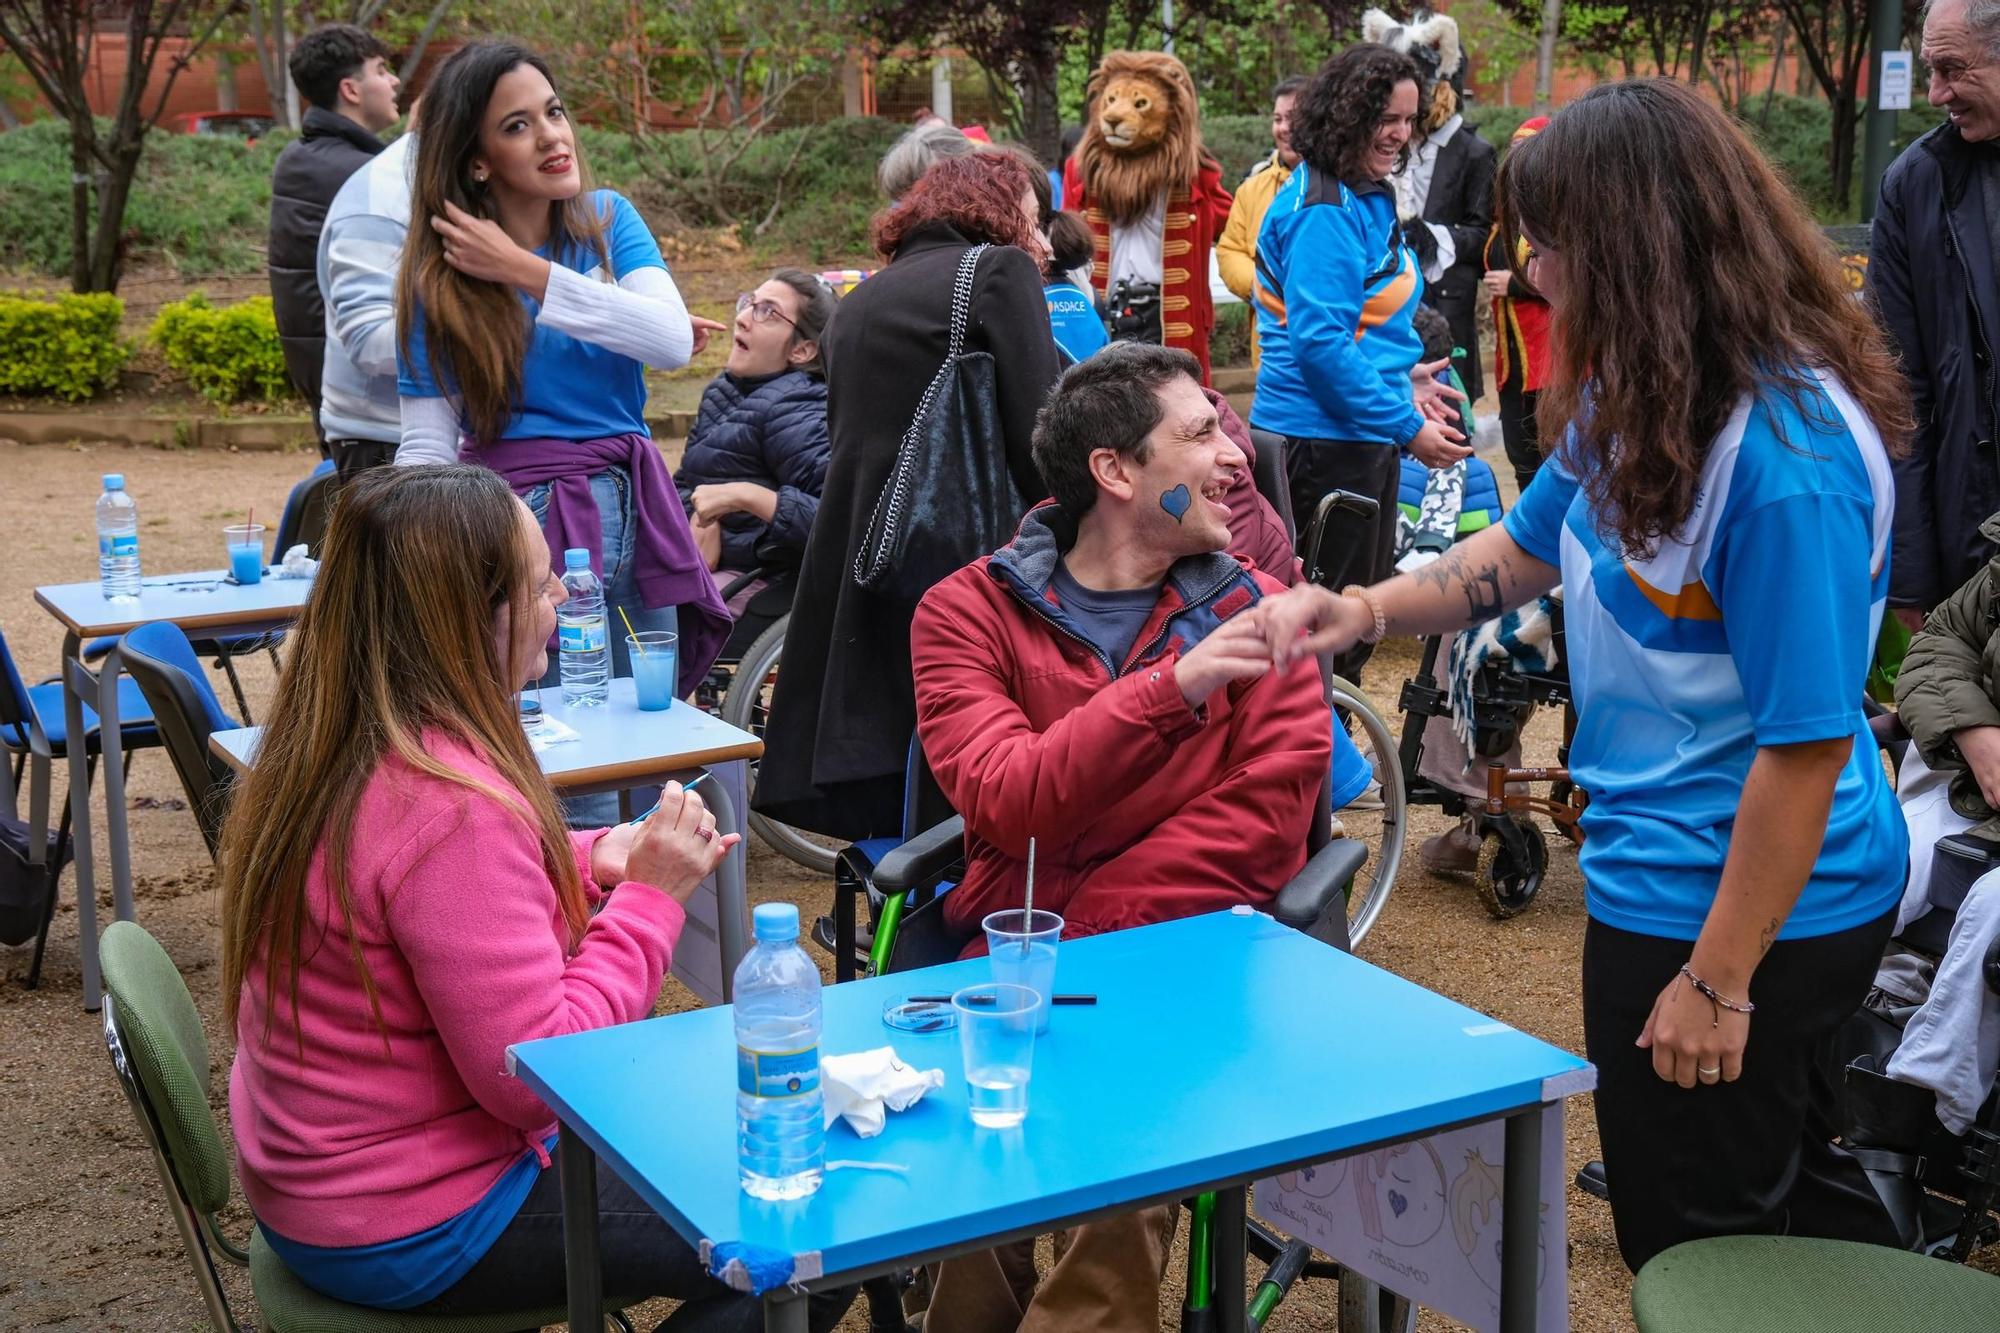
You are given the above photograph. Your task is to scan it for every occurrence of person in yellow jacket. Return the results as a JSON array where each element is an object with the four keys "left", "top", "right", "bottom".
[{"left": 1216, "top": 75, "right": 1307, "bottom": 370}]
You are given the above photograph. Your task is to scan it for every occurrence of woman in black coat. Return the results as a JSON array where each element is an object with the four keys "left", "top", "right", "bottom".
[
  {"left": 756, "top": 151, "right": 1062, "bottom": 840},
  {"left": 676, "top": 268, "right": 836, "bottom": 652}
]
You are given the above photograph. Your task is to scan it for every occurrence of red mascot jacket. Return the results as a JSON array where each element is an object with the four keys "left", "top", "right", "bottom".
[
  {"left": 910, "top": 502, "right": 1330, "bottom": 944},
  {"left": 1064, "top": 157, "right": 1234, "bottom": 385}
]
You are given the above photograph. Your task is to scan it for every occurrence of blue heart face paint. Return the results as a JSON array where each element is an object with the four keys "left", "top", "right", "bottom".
[{"left": 1160, "top": 483, "right": 1193, "bottom": 523}]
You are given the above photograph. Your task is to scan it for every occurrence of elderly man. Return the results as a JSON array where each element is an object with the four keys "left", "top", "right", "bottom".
[
  {"left": 1216, "top": 76, "right": 1306, "bottom": 371},
  {"left": 910, "top": 343, "right": 1330, "bottom": 1331},
  {"left": 1872, "top": 0, "right": 2000, "bottom": 626}
]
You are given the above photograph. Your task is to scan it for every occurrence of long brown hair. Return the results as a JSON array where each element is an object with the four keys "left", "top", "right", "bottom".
[
  {"left": 1498, "top": 79, "right": 1910, "bottom": 556},
  {"left": 395, "top": 40, "right": 608, "bottom": 447},
  {"left": 219, "top": 465, "right": 589, "bottom": 1036}
]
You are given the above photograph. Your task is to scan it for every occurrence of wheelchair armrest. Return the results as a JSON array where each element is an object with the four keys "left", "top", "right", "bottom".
[
  {"left": 871, "top": 816, "right": 966, "bottom": 896},
  {"left": 1987, "top": 932, "right": 2000, "bottom": 998},
  {"left": 717, "top": 566, "right": 773, "bottom": 602},
  {"left": 1271, "top": 838, "right": 1369, "bottom": 950}
]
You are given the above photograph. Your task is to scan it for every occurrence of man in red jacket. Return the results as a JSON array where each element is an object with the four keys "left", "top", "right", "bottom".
[{"left": 911, "top": 341, "right": 1329, "bottom": 1333}]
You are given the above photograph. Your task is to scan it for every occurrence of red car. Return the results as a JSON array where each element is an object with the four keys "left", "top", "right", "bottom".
[{"left": 172, "top": 110, "right": 277, "bottom": 144}]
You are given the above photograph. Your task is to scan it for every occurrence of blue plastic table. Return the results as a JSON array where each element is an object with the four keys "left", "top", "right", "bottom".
[
  {"left": 210, "top": 681, "right": 763, "bottom": 1004},
  {"left": 34, "top": 569, "right": 313, "bottom": 1008},
  {"left": 507, "top": 908, "right": 1595, "bottom": 1332}
]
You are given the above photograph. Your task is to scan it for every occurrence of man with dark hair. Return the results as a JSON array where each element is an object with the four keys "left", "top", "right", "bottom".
[
  {"left": 1216, "top": 75, "right": 1307, "bottom": 370},
  {"left": 268, "top": 23, "right": 400, "bottom": 457},
  {"left": 910, "top": 339, "right": 1330, "bottom": 1330},
  {"left": 1873, "top": 0, "right": 2000, "bottom": 627}
]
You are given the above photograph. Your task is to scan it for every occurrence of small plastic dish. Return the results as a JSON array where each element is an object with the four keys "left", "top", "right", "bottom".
[{"left": 882, "top": 996, "right": 958, "bottom": 1033}]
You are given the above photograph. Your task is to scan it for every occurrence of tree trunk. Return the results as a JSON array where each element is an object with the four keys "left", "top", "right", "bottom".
[
  {"left": 217, "top": 57, "right": 238, "bottom": 112},
  {"left": 88, "top": 144, "right": 141, "bottom": 293},
  {"left": 1534, "top": 0, "right": 1561, "bottom": 112},
  {"left": 68, "top": 111, "right": 94, "bottom": 293},
  {"left": 1017, "top": 55, "right": 1061, "bottom": 166},
  {"left": 1828, "top": 91, "right": 1859, "bottom": 210},
  {"left": 399, "top": 0, "right": 454, "bottom": 85}
]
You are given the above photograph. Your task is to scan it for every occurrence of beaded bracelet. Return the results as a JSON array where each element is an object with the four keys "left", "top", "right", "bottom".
[
  {"left": 1678, "top": 964, "right": 1755, "bottom": 1028},
  {"left": 1341, "top": 584, "right": 1388, "bottom": 645}
]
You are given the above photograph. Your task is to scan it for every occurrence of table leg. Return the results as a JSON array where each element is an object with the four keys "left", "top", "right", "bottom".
[
  {"left": 98, "top": 645, "right": 135, "bottom": 925},
  {"left": 763, "top": 1289, "right": 810, "bottom": 1333},
  {"left": 1500, "top": 1105, "right": 1545, "bottom": 1333},
  {"left": 62, "top": 651, "right": 102, "bottom": 1010},
  {"left": 1215, "top": 1185, "right": 1248, "bottom": 1333},
  {"left": 560, "top": 1126, "right": 604, "bottom": 1333},
  {"left": 707, "top": 763, "right": 748, "bottom": 1002}
]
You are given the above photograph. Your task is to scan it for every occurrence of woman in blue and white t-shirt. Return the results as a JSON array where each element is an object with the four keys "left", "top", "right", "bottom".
[
  {"left": 394, "top": 40, "right": 729, "bottom": 701},
  {"left": 1258, "top": 79, "right": 1913, "bottom": 1271}
]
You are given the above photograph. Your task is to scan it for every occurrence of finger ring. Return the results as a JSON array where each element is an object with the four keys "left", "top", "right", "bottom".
[
  {"left": 1698, "top": 1065, "right": 1722, "bottom": 1077},
  {"left": 696, "top": 826, "right": 713, "bottom": 841}
]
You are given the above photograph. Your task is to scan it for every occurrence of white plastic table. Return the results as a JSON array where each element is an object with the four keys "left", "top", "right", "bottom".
[
  {"left": 211, "top": 680, "right": 763, "bottom": 1005},
  {"left": 34, "top": 570, "right": 313, "bottom": 1008}
]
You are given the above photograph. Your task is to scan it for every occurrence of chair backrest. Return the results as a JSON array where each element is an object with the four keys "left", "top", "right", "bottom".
[
  {"left": 99, "top": 920, "right": 245, "bottom": 1331},
  {"left": 119, "top": 622, "right": 238, "bottom": 858},
  {"left": 273, "top": 460, "right": 337, "bottom": 559},
  {"left": 0, "top": 626, "right": 38, "bottom": 748},
  {"left": 1247, "top": 428, "right": 1296, "bottom": 546}
]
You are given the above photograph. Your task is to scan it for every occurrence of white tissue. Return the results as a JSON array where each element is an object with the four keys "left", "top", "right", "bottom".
[
  {"left": 820, "top": 1046, "right": 945, "bottom": 1138},
  {"left": 272, "top": 543, "right": 319, "bottom": 579}
]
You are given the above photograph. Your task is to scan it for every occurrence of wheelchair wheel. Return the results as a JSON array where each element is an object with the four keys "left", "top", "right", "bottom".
[
  {"left": 719, "top": 617, "right": 844, "bottom": 875},
  {"left": 1474, "top": 814, "right": 1547, "bottom": 919},
  {"left": 1329, "top": 676, "right": 1407, "bottom": 949}
]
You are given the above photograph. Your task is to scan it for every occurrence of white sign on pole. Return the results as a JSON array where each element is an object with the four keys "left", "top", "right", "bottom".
[{"left": 1880, "top": 50, "right": 1914, "bottom": 112}]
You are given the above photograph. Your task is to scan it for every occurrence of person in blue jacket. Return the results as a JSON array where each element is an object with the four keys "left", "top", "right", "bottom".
[
  {"left": 676, "top": 268, "right": 836, "bottom": 652},
  {"left": 1250, "top": 43, "right": 1468, "bottom": 673},
  {"left": 1042, "top": 211, "right": 1109, "bottom": 365}
]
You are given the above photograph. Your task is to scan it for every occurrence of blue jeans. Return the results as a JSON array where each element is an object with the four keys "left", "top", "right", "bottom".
[{"left": 524, "top": 467, "right": 679, "bottom": 824}]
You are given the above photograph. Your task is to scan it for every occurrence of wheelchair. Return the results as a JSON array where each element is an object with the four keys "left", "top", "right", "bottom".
[{"left": 695, "top": 565, "right": 842, "bottom": 873}]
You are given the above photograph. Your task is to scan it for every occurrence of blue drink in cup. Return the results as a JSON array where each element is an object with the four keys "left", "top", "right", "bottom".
[
  {"left": 983, "top": 909, "right": 1062, "bottom": 1034},
  {"left": 627, "top": 631, "right": 679, "bottom": 711},
  {"left": 224, "top": 524, "right": 265, "bottom": 584}
]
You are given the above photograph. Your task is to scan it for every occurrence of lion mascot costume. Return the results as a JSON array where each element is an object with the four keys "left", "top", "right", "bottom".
[
  {"left": 1363, "top": 8, "right": 1497, "bottom": 401},
  {"left": 1062, "top": 51, "right": 1233, "bottom": 384}
]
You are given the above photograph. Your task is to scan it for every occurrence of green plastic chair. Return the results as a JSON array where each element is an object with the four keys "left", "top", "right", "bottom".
[
  {"left": 1633, "top": 1234, "right": 2000, "bottom": 1332},
  {"left": 98, "top": 920, "right": 628, "bottom": 1332}
]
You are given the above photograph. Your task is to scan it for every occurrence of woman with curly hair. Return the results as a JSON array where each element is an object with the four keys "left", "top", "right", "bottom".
[
  {"left": 757, "top": 151, "right": 1061, "bottom": 840},
  {"left": 1249, "top": 43, "right": 1468, "bottom": 675},
  {"left": 1258, "top": 78, "right": 1912, "bottom": 1271}
]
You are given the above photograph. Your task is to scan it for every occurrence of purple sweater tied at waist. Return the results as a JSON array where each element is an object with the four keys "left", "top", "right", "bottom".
[{"left": 474, "top": 432, "right": 728, "bottom": 696}]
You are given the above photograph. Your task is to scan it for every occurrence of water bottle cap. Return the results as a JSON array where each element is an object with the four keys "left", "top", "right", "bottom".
[
  {"left": 103, "top": 473, "right": 125, "bottom": 491},
  {"left": 564, "top": 548, "right": 591, "bottom": 570},
  {"left": 752, "top": 902, "right": 800, "bottom": 942}
]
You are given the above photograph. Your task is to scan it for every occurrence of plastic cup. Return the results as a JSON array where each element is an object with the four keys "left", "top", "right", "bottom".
[
  {"left": 626, "top": 631, "right": 679, "bottom": 711},
  {"left": 954, "top": 983, "right": 1039, "bottom": 1128},
  {"left": 983, "top": 909, "right": 1062, "bottom": 1034},
  {"left": 224, "top": 524, "right": 266, "bottom": 585}
]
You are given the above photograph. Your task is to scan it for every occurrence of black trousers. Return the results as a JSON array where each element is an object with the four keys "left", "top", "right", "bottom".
[
  {"left": 1496, "top": 382, "right": 1542, "bottom": 496},
  {"left": 1582, "top": 909, "right": 1901, "bottom": 1273},
  {"left": 421, "top": 1154, "right": 854, "bottom": 1331},
  {"left": 329, "top": 437, "right": 397, "bottom": 480},
  {"left": 1284, "top": 437, "right": 1401, "bottom": 679}
]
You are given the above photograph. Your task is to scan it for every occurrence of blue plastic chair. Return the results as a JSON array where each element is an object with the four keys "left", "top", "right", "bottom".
[
  {"left": 118, "top": 624, "right": 241, "bottom": 860},
  {"left": 1, "top": 625, "right": 161, "bottom": 988},
  {"left": 82, "top": 460, "right": 336, "bottom": 722}
]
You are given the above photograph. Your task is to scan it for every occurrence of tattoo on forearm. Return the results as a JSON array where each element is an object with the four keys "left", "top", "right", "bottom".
[
  {"left": 1409, "top": 544, "right": 1509, "bottom": 622},
  {"left": 1758, "top": 916, "right": 1780, "bottom": 957},
  {"left": 1463, "top": 566, "right": 1505, "bottom": 621}
]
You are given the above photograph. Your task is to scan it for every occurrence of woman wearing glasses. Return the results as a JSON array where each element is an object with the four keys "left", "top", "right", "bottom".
[
  {"left": 673, "top": 271, "right": 836, "bottom": 650},
  {"left": 393, "top": 40, "right": 730, "bottom": 708}
]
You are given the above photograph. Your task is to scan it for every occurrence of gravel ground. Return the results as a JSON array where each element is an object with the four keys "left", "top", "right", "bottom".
[{"left": 0, "top": 433, "right": 1976, "bottom": 1331}]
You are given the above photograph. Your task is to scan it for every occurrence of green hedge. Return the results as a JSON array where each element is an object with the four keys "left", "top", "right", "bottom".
[
  {"left": 0, "top": 290, "right": 130, "bottom": 399},
  {"left": 148, "top": 293, "right": 293, "bottom": 404}
]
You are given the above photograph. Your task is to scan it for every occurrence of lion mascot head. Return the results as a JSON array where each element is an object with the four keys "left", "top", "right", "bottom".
[
  {"left": 1363, "top": 8, "right": 1465, "bottom": 132},
  {"left": 1074, "top": 50, "right": 1213, "bottom": 227}
]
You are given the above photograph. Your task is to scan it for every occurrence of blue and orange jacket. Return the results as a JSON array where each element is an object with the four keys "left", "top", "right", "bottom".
[{"left": 1248, "top": 163, "right": 1427, "bottom": 446}]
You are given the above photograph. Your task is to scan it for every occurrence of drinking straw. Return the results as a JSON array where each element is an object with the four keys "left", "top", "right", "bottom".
[
  {"left": 1023, "top": 836, "right": 1036, "bottom": 957},
  {"left": 242, "top": 507, "right": 253, "bottom": 545},
  {"left": 619, "top": 605, "right": 645, "bottom": 655}
]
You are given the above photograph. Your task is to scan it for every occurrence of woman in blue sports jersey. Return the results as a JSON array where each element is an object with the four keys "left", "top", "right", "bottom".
[
  {"left": 1258, "top": 80, "right": 1913, "bottom": 1271},
  {"left": 394, "top": 41, "right": 730, "bottom": 708}
]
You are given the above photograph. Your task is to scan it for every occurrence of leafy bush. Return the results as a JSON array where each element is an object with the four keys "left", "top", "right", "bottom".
[
  {"left": 0, "top": 118, "right": 284, "bottom": 277},
  {"left": 0, "top": 290, "right": 130, "bottom": 399},
  {"left": 1202, "top": 115, "right": 1279, "bottom": 184},
  {"left": 148, "top": 293, "right": 294, "bottom": 404}
]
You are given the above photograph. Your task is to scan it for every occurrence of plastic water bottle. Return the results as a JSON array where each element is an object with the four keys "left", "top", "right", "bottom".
[
  {"left": 96, "top": 473, "right": 141, "bottom": 601},
  {"left": 735, "top": 903, "right": 825, "bottom": 1200},
  {"left": 556, "top": 548, "right": 609, "bottom": 706}
]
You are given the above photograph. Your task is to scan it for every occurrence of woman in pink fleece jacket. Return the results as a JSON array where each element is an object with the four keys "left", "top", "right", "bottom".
[{"left": 219, "top": 465, "right": 848, "bottom": 1329}]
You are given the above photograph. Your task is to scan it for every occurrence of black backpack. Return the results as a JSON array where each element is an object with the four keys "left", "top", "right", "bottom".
[{"left": 0, "top": 811, "right": 65, "bottom": 950}]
